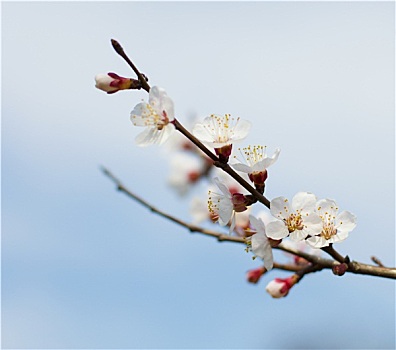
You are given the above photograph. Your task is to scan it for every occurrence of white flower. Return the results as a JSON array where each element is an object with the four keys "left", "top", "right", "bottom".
[
  {"left": 95, "top": 72, "right": 132, "bottom": 94},
  {"left": 232, "top": 145, "right": 281, "bottom": 175},
  {"left": 233, "top": 207, "right": 251, "bottom": 235},
  {"left": 207, "top": 177, "right": 248, "bottom": 232},
  {"left": 190, "top": 197, "right": 210, "bottom": 224},
  {"left": 208, "top": 177, "right": 236, "bottom": 231},
  {"left": 130, "top": 86, "right": 175, "bottom": 146},
  {"left": 266, "top": 192, "right": 323, "bottom": 242},
  {"left": 248, "top": 215, "right": 273, "bottom": 271},
  {"left": 192, "top": 114, "right": 251, "bottom": 149},
  {"left": 306, "top": 199, "right": 357, "bottom": 248},
  {"left": 167, "top": 153, "right": 204, "bottom": 196}
]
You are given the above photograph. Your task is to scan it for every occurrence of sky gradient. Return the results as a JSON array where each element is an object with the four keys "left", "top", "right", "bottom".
[{"left": 2, "top": 2, "right": 395, "bottom": 349}]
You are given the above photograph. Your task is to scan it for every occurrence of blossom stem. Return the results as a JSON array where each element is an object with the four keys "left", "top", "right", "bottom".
[
  {"left": 111, "top": 39, "right": 151, "bottom": 93},
  {"left": 321, "top": 244, "right": 347, "bottom": 263}
]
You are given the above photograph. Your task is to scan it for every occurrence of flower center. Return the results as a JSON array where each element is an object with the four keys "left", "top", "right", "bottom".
[
  {"left": 207, "top": 190, "right": 221, "bottom": 216},
  {"left": 321, "top": 223, "right": 337, "bottom": 240},
  {"left": 284, "top": 213, "right": 304, "bottom": 232},
  {"left": 207, "top": 114, "right": 239, "bottom": 144},
  {"left": 144, "top": 104, "right": 169, "bottom": 130},
  {"left": 318, "top": 211, "right": 337, "bottom": 239},
  {"left": 238, "top": 145, "right": 266, "bottom": 167}
]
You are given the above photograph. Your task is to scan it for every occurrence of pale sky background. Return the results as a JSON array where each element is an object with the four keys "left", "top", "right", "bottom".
[{"left": 2, "top": 1, "right": 395, "bottom": 349}]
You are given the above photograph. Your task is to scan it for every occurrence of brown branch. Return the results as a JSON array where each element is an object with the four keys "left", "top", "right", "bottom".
[
  {"left": 101, "top": 166, "right": 396, "bottom": 280},
  {"left": 107, "top": 39, "right": 271, "bottom": 208},
  {"left": 101, "top": 166, "right": 243, "bottom": 244},
  {"left": 111, "top": 39, "right": 151, "bottom": 92},
  {"left": 272, "top": 262, "right": 307, "bottom": 272}
]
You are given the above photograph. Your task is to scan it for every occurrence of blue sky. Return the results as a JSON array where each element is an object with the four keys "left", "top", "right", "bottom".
[{"left": 2, "top": 1, "right": 395, "bottom": 349}]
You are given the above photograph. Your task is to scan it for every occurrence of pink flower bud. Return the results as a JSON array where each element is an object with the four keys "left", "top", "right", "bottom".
[
  {"left": 246, "top": 266, "right": 267, "bottom": 284},
  {"left": 265, "top": 275, "right": 299, "bottom": 298},
  {"left": 95, "top": 72, "right": 132, "bottom": 94}
]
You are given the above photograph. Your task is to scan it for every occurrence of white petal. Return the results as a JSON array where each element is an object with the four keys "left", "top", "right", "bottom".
[
  {"left": 306, "top": 236, "right": 328, "bottom": 248},
  {"left": 232, "top": 119, "right": 251, "bottom": 141},
  {"left": 213, "top": 177, "right": 231, "bottom": 197},
  {"left": 148, "top": 86, "right": 163, "bottom": 107},
  {"left": 335, "top": 211, "right": 357, "bottom": 232},
  {"left": 301, "top": 213, "right": 323, "bottom": 236},
  {"left": 251, "top": 233, "right": 273, "bottom": 270},
  {"left": 270, "top": 196, "right": 291, "bottom": 220},
  {"left": 157, "top": 124, "right": 175, "bottom": 145},
  {"left": 148, "top": 86, "right": 175, "bottom": 120},
  {"left": 130, "top": 103, "right": 151, "bottom": 126},
  {"left": 160, "top": 95, "right": 175, "bottom": 120},
  {"left": 249, "top": 215, "right": 266, "bottom": 233},
  {"left": 229, "top": 214, "right": 236, "bottom": 233},
  {"left": 329, "top": 230, "right": 349, "bottom": 244},
  {"left": 192, "top": 123, "right": 215, "bottom": 143},
  {"left": 218, "top": 199, "right": 233, "bottom": 225},
  {"left": 254, "top": 148, "right": 281, "bottom": 170},
  {"left": 266, "top": 220, "right": 289, "bottom": 240},
  {"left": 292, "top": 192, "right": 317, "bottom": 214},
  {"left": 135, "top": 127, "right": 160, "bottom": 147},
  {"left": 289, "top": 229, "right": 308, "bottom": 241},
  {"left": 232, "top": 163, "right": 253, "bottom": 173},
  {"left": 316, "top": 198, "right": 338, "bottom": 217}
]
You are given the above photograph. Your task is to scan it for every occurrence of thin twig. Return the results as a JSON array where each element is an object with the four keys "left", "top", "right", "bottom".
[
  {"left": 111, "top": 39, "right": 151, "bottom": 92},
  {"left": 272, "top": 262, "right": 309, "bottom": 272},
  {"left": 371, "top": 256, "right": 385, "bottom": 267}
]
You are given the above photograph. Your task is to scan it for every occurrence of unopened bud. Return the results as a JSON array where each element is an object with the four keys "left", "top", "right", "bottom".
[
  {"left": 95, "top": 72, "right": 137, "bottom": 94},
  {"left": 265, "top": 274, "right": 299, "bottom": 298},
  {"left": 246, "top": 266, "right": 267, "bottom": 284},
  {"left": 332, "top": 262, "right": 348, "bottom": 276}
]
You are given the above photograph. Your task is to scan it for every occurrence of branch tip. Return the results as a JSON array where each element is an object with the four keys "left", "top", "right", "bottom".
[{"left": 371, "top": 256, "right": 385, "bottom": 267}]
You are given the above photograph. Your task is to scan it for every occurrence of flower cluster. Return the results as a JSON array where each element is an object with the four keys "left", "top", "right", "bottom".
[
  {"left": 95, "top": 65, "right": 360, "bottom": 299},
  {"left": 265, "top": 192, "right": 357, "bottom": 248}
]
